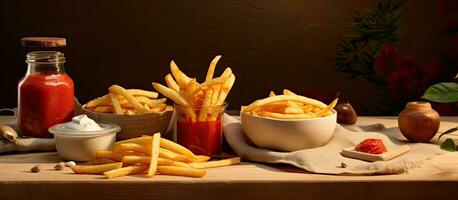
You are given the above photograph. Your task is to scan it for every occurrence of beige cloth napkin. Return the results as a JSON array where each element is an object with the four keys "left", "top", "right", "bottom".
[{"left": 223, "top": 114, "right": 445, "bottom": 175}]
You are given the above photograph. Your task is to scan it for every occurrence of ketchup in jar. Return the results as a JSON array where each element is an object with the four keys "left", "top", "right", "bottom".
[
  {"left": 18, "top": 49, "right": 74, "bottom": 137},
  {"left": 175, "top": 103, "right": 227, "bottom": 157}
]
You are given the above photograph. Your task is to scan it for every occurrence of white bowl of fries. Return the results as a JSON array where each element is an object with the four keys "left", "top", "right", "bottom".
[
  {"left": 81, "top": 85, "right": 174, "bottom": 140},
  {"left": 241, "top": 89, "right": 338, "bottom": 152}
]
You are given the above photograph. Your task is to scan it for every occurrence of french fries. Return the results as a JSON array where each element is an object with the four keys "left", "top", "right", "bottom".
[
  {"left": 122, "top": 156, "right": 173, "bottom": 165},
  {"left": 104, "top": 165, "right": 148, "bottom": 179},
  {"left": 71, "top": 134, "right": 241, "bottom": 179},
  {"left": 147, "top": 133, "right": 161, "bottom": 177},
  {"left": 157, "top": 166, "right": 206, "bottom": 178},
  {"left": 189, "top": 157, "right": 241, "bottom": 169},
  {"left": 71, "top": 162, "right": 123, "bottom": 174},
  {"left": 152, "top": 55, "right": 235, "bottom": 121},
  {"left": 95, "top": 150, "right": 123, "bottom": 161},
  {"left": 84, "top": 85, "right": 170, "bottom": 115},
  {"left": 242, "top": 89, "right": 338, "bottom": 119}
]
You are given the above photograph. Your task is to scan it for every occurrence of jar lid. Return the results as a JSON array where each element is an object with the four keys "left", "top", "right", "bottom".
[{"left": 21, "top": 37, "right": 66, "bottom": 47}]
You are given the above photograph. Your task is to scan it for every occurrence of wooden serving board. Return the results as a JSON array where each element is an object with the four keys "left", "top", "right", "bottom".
[
  {"left": 1, "top": 116, "right": 458, "bottom": 200},
  {"left": 341, "top": 145, "right": 410, "bottom": 162}
]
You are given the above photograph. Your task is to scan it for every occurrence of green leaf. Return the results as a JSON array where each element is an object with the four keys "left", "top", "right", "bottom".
[
  {"left": 421, "top": 82, "right": 458, "bottom": 103},
  {"left": 438, "top": 126, "right": 458, "bottom": 141},
  {"left": 440, "top": 138, "right": 457, "bottom": 152}
]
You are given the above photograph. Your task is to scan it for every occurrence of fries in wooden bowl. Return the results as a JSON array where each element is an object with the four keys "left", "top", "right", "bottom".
[{"left": 81, "top": 85, "right": 173, "bottom": 140}]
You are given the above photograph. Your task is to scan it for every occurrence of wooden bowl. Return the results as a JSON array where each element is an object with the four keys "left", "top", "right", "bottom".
[{"left": 80, "top": 106, "right": 173, "bottom": 140}]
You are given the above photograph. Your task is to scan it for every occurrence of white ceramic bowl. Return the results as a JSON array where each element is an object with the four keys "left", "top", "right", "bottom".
[
  {"left": 49, "top": 123, "right": 120, "bottom": 161},
  {"left": 241, "top": 110, "right": 337, "bottom": 152}
]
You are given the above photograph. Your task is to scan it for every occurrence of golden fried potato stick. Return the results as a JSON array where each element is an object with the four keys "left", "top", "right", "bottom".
[
  {"left": 284, "top": 106, "right": 305, "bottom": 114},
  {"left": 316, "top": 98, "right": 338, "bottom": 117},
  {"left": 153, "top": 82, "right": 196, "bottom": 120},
  {"left": 170, "top": 60, "right": 192, "bottom": 87},
  {"left": 184, "top": 79, "right": 199, "bottom": 104},
  {"left": 243, "top": 95, "right": 327, "bottom": 112},
  {"left": 109, "top": 91, "right": 124, "bottom": 114},
  {"left": 210, "top": 67, "right": 232, "bottom": 106},
  {"left": 122, "top": 156, "right": 173, "bottom": 165},
  {"left": 210, "top": 85, "right": 221, "bottom": 106},
  {"left": 86, "top": 95, "right": 111, "bottom": 108},
  {"left": 104, "top": 165, "right": 148, "bottom": 179},
  {"left": 259, "top": 111, "right": 317, "bottom": 119},
  {"left": 283, "top": 89, "right": 297, "bottom": 96},
  {"left": 284, "top": 101, "right": 304, "bottom": 114},
  {"left": 147, "top": 132, "right": 161, "bottom": 177},
  {"left": 95, "top": 150, "right": 123, "bottom": 161},
  {"left": 109, "top": 85, "right": 149, "bottom": 114},
  {"left": 71, "top": 162, "right": 123, "bottom": 174},
  {"left": 269, "top": 91, "right": 276, "bottom": 97},
  {"left": 157, "top": 166, "right": 206, "bottom": 178},
  {"left": 192, "top": 76, "right": 228, "bottom": 96},
  {"left": 92, "top": 158, "right": 117, "bottom": 165},
  {"left": 220, "top": 67, "right": 233, "bottom": 78},
  {"left": 92, "top": 106, "right": 113, "bottom": 113},
  {"left": 160, "top": 138, "right": 198, "bottom": 160},
  {"left": 152, "top": 82, "right": 189, "bottom": 106},
  {"left": 216, "top": 74, "right": 235, "bottom": 105},
  {"left": 286, "top": 101, "right": 301, "bottom": 107},
  {"left": 134, "top": 96, "right": 166, "bottom": 108},
  {"left": 205, "top": 55, "right": 222, "bottom": 81},
  {"left": 165, "top": 73, "right": 180, "bottom": 93},
  {"left": 116, "top": 135, "right": 151, "bottom": 147},
  {"left": 170, "top": 161, "right": 193, "bottom": 168},
  {"left": 302, "top": 104, "right": 314, "bottom": 112},
  {"left": 115, "top": 150, "right": 146, "bottom": 156},
  {"left": 127, "top": 89, "right": 159, "bottom": 99},
  {"left": 86, "top": 89, "right": 158, "bottom": 108},
  {"left": 193, "top": 155, "right": 211, "bottom": 163},
  {"left": 198, "top": 89, "right": 213, "bottom": 121},
  {"left": 189, "top": 157, "right": 241, "bottom": 169},
  {"left": 159, "top": 148, "right": 192, "bottom": 162},
  {"left": 257, "top": 104, "right": 286, "bottom": 113},
  {"left": 115, "top": 143, "right": 150, "bottom": 155}
]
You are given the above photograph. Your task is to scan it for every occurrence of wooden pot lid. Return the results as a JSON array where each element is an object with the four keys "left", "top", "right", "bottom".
[{"left": 21, "top": 37, "right": 66, "bottom": 47}]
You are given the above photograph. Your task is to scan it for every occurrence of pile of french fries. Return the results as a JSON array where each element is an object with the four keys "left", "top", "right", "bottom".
[
  {"left": 84, "top": 85, "right": 173, "bottom": 115},
  {"left": 71, "top": 133, "right": 241, "bottom": 179},
  {"left": 152, "top": 55, "right": 235, "bottom": 121},
  {"left": 242, "top": 89, "right": 338, "bottom": 119}
]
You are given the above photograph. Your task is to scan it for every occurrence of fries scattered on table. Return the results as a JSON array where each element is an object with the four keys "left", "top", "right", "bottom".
[
  {"left": 70, "top": 134, "right": 241, "bottom": 179},
  {"left": 84, "top": 85, "right": 172, "bottom": 115},
  {"left": 242, "top": 89, "right": 338, "bottom": 119},
  {"left": 152, "top": 55, "right": 235, "bottom": 121}
]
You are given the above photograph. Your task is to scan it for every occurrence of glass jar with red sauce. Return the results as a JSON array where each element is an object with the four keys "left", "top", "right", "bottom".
[
  {"left": 175, "top": 103, "right": 227, "bottom": 157},
  {"left": 18, "top": 51, "right": 74, "bottom": 137}
]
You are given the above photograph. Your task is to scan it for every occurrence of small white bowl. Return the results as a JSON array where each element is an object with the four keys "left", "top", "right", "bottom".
[
  {"left": 241, "top": 110, "right": 337, "bottom": 152},
  {"left": 49, "top": 123, "right": 121, "bottom": 161}
]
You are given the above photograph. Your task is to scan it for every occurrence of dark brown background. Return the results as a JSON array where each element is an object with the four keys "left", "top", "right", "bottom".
[{"left": 0, "top": 0, "right": 448, "bottom": 114}]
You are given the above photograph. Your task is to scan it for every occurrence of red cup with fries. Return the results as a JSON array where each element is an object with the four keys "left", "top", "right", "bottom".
[
  {"left": 152, "top": 55, "right": 235, "bottom": 157},
  {"left": 175, "top": 103, "right": 227, "bottom": 157}
]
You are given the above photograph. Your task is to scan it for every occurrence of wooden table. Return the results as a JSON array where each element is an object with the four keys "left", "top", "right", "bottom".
[{"left": 0, "top": 116, "right": 457, "bottom": 200}]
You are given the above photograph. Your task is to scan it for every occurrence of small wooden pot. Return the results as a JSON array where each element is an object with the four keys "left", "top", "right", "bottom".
[{"left": 398, "top": 101, "right": 440, "bottom": 143}]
